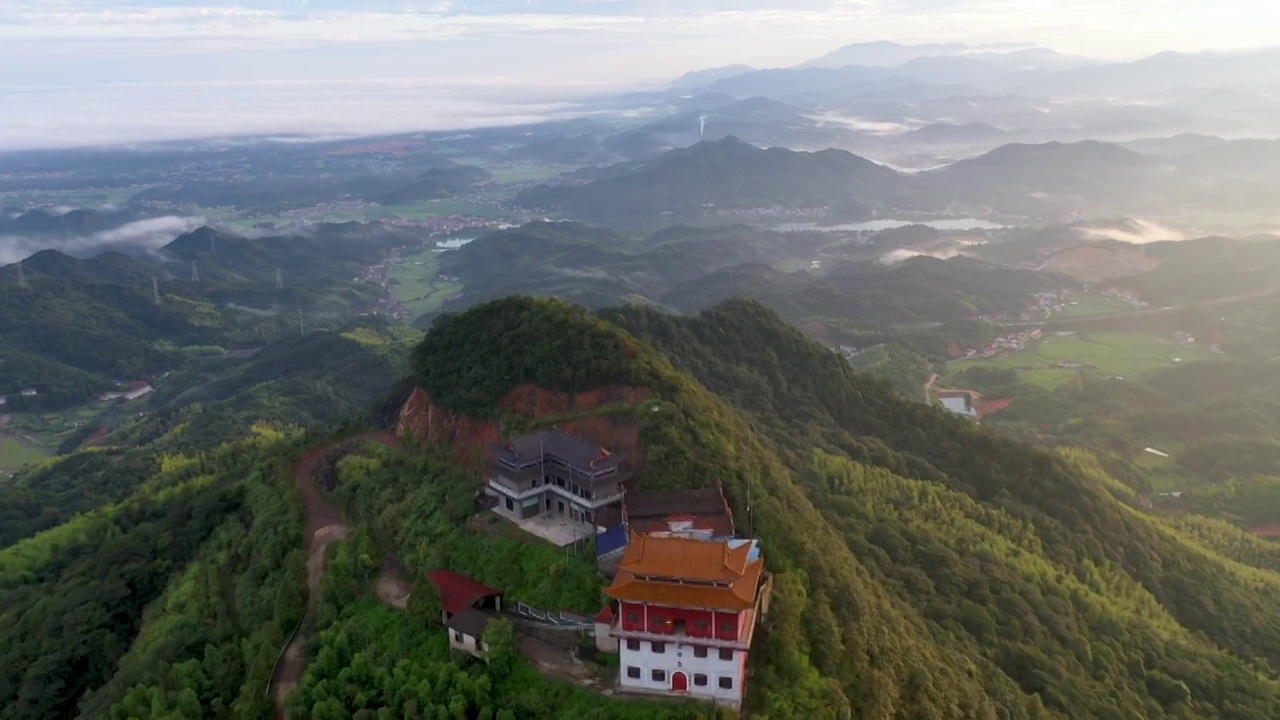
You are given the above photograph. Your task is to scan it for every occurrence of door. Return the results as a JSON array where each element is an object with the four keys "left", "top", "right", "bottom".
[
  {"left": 672, "top": 671, "right": 688, "bottom": 692},
  {"left": 558, "top": 500, "right": 565, "bottom": 515}
]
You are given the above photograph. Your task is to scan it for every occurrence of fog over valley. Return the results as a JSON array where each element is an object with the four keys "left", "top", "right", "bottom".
[{"left": 8, "top": 4, "right": 1280, "bottom": 720}]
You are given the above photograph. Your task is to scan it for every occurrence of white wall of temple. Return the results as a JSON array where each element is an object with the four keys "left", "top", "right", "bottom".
[{"left": 617, "top": 638, "right": 746, "bottom": 704}]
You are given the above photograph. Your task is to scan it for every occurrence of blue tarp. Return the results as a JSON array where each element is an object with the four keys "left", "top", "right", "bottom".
[{"left": 596, "top": 525, "right": 628, "bottom": 557}]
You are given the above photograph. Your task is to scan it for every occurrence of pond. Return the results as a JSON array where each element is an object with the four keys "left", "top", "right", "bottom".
[{"left": 939, "top": 396, "right": 978, "bottom": 418}]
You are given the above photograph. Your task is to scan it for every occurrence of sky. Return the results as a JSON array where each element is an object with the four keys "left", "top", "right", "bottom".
[{"left": 0, "top": 0, "right": 1276, "bottom": 148}]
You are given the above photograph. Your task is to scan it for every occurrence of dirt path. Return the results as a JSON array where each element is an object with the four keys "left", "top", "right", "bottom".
[
  {"left": 270, "top": 431, "right": 402, "bottom": 720},
  {"left": 924, "top": 372, "right": 984, "bottom": 402},
  {"left": 374, "top": 555, "right": 411, "bottom": 609}
]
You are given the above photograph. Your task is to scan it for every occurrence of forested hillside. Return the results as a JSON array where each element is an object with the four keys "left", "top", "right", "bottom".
[
  {"left": 409, "top": 296, "right": 1280, "bottom": 718},
  {"left": 6, "top": 295, "right": 1280, "bottom": 719}
]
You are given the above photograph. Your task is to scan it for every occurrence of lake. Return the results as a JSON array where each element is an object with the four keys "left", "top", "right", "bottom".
[
  {"left": 775, "top": 218, "right": 1008, "bottom": 233},
  {"left": 940, "top": 396, "right": 978, "bottom": 418},
  {"left": 435, "top": 238, "right": 475, "bottom": 250}
]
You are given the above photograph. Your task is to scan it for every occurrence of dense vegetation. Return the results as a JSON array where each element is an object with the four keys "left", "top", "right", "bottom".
[
  {"left": 406, "top": 296, "right": 1280, "bottom": 718},
  {"left": 8, "top": 288, "right": 1280, "bottom": 719},
  {"left": 0, "top": 223, "right": 406, "bottom": 410}
]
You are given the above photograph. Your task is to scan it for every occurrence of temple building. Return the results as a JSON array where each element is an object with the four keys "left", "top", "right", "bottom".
[
  {"left": 595, "top": 485, "right": 736, "bottom": 573},
  {"left": 485, "top": 428, "right": 631, "bottom": 527},
  {"left": 603, "top": 533, "right": 772, "bottom": 709}
]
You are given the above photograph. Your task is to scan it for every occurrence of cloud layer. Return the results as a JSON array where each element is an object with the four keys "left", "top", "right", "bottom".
[
  {"left": 0, "top": 215, "right": 207, "bottom": 264},
  {"left": 0, "top": 1, "right": 1277, "bottom": 149}
]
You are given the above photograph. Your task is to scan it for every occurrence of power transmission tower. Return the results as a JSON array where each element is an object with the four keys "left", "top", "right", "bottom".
[
  {"left": 298, "top": 309, "right": 305, "bottom": 336},
  {"left": 152, "top": 276, "right": 161, "bottom": 305},
  {"left": 191, "top": 261, "right": 199, "bottom": 282},
  {"left": 275, "top": 268, "right": 283, "bottom": 290},
  {"left": 16, "top": 259, "right": 29, "bottom": 292}
]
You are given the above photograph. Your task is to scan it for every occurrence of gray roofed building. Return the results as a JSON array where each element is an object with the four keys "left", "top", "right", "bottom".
[
  {"left": 485, "top": 427, "right": 631, "bottom": 535},
  {"left": 487, "top": 427, "right": 626, "bottom": 473}
]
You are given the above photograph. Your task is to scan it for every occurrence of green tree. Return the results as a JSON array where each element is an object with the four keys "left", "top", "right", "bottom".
[
  {"left": 409, "top": 579, "right": 444, "bottom": 628},
  {"left": 482, "top": 619, "right": 517, "bottom": 680}
]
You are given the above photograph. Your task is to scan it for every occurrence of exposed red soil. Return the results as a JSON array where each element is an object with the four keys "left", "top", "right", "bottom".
[
  {"left": 85, "top": 427, "right": 111, "bottom": 445},
  {"left": 973, "top": 397, "right": 1012, "bottom": 418},
  {"left": 799, "top": 321, "right": 833, "bottom": 349},
  {"left": 1250, "top": 524, "right": 1280, "bottom": 538},
  {"left": 395, "top": 385, "right": 649, "bottom": 474}
]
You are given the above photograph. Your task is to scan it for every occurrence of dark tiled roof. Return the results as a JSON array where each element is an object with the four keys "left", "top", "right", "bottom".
[
  {"left": 446, "top": 607, "right": 497, "bottom": 638},
  {"left": 622, "top": 487, "right": 735, "bottom": 537},
  {"left": 630, "top": 515, "right": 736, "bottom": 539},
  {"left": 595, "top": 506, "right": 623, "bottom": 529},
  {"left": 488, "top": 428, "right": 625, "bottom": 472},
  {"left": 426, "top": 569, "right": 503, "bottom": 615},
  {"left": 624, "top": 487, "right": 729, "bottom": 519}
]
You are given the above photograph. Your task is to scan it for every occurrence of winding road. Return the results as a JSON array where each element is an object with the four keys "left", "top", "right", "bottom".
[{"left": 269, "top": 432, "right": 403, "bottom": 720}]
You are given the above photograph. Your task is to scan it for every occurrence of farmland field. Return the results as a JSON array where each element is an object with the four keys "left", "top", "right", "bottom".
[
  {"left": 0, "top": 434, "right": 51, "bottom": 472},
  {"left": 1055, "top": 293, "right": 1135, "bottom": 318},
  {"left": 947, "top": 331, "right": 1211, "bottom": 389},
  {"left": 489, "top": 166, "right": 564, "bottom": 184},
  {"left": 389, "top": 252, "right": 464, "bottom": 320},
  {"left": 373, "top": 200, "right": 511, "bottom": 220}
]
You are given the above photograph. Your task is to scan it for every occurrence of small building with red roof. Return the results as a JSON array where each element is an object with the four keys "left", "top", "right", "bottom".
[{"left": 425, "top": 569, "right": 504, "bottom": 658}]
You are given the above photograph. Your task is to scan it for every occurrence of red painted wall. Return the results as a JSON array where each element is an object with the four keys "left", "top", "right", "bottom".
[{"left": 619, "top": 602, "right": 741, "bottom": 642}]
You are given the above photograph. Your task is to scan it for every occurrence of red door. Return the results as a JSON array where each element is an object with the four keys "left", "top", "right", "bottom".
[{"left": 672, "top": 671, "right": 688, "bottom": 692}]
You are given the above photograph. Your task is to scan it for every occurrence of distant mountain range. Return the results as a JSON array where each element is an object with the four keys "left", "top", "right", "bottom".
[
  {"left": 650, "top": 44, "right": 1280, "bottom": 147},
  {"left": 516, "top": 136, "right": 913, "bottom": 227},
  {"left": 517, "top": 135, "right": 1280, "bottom": 228},
  {"left": 795, "top": 41, "right": 1051, "bottom": 69}
]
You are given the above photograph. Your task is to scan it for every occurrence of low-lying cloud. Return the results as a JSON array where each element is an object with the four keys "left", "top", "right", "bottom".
[
  {"left": 879, "top": 247, "right": 965, "bottom": 264},
  {"left": 0, "top": 215, "right": 207, "bottom": 265},
  {"left": 1074, "top": 218, "right": 1185, "bottom": 244}
]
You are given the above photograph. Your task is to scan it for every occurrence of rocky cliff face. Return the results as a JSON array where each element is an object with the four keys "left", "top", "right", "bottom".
[{"left": 395, "top": 384, "right": 650, "bottom": 473}]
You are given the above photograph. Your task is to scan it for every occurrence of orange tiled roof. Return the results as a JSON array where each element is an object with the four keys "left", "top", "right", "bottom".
[
  {"left": 605, "top": 558, "right": 764, "bottom": 610},
  {"left": 615, "top": 532, "right": 752, "bottom": 582},
  {"left": 604, "top": 534, "right": 764, "bottom": 610}
]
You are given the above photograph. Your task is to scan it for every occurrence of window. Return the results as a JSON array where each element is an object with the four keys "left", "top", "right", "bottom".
[
  {"left": 626, "top": 639, "right": 640, "bottom": 651},
  {"left": 505, "top": 498, "right": 514, "bottom": 511},
  {"left": 651, "top": 641, "right": 666, "bottom": 654},
  {"left": 693, "top": 646, "right": 708, "bottom": 659},
  {"left": 626, "top": 666, "right": 641, "bottom": 679},
  {"left": 693, "top": 618, "right": 708, "bottom": 632},
  {"left": 453, "top": 632, "right": 463, "bottom": 642},
  {"left": 719, "top": 649, "right": 734, "bottom": 661},
  {"left": 652, "top": 669, "right": 666, "bottom": 682},
  {"left": 719, "top": 677, "right": 734, "bottom": 690},
  {"left": 693, "top": 674, "right": 708, "bottom": 687},
  {"left": 719, "top": 620, "right": 734, "bottom": 634},
  {"left": 650, "top": 613, "right": 664, "bottom": 625},
  {"left": 625, "top": 611, "right": 640, "bottom": 624}
]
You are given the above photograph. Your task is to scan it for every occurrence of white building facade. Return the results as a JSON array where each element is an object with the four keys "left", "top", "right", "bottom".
[{"left": 617, "top": 636, "right": 747, "bottom": 707}]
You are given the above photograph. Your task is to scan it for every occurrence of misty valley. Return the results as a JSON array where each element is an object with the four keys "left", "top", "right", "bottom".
[{"left": 4, "top": 35, "right": 1280, "bottom": 720}]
